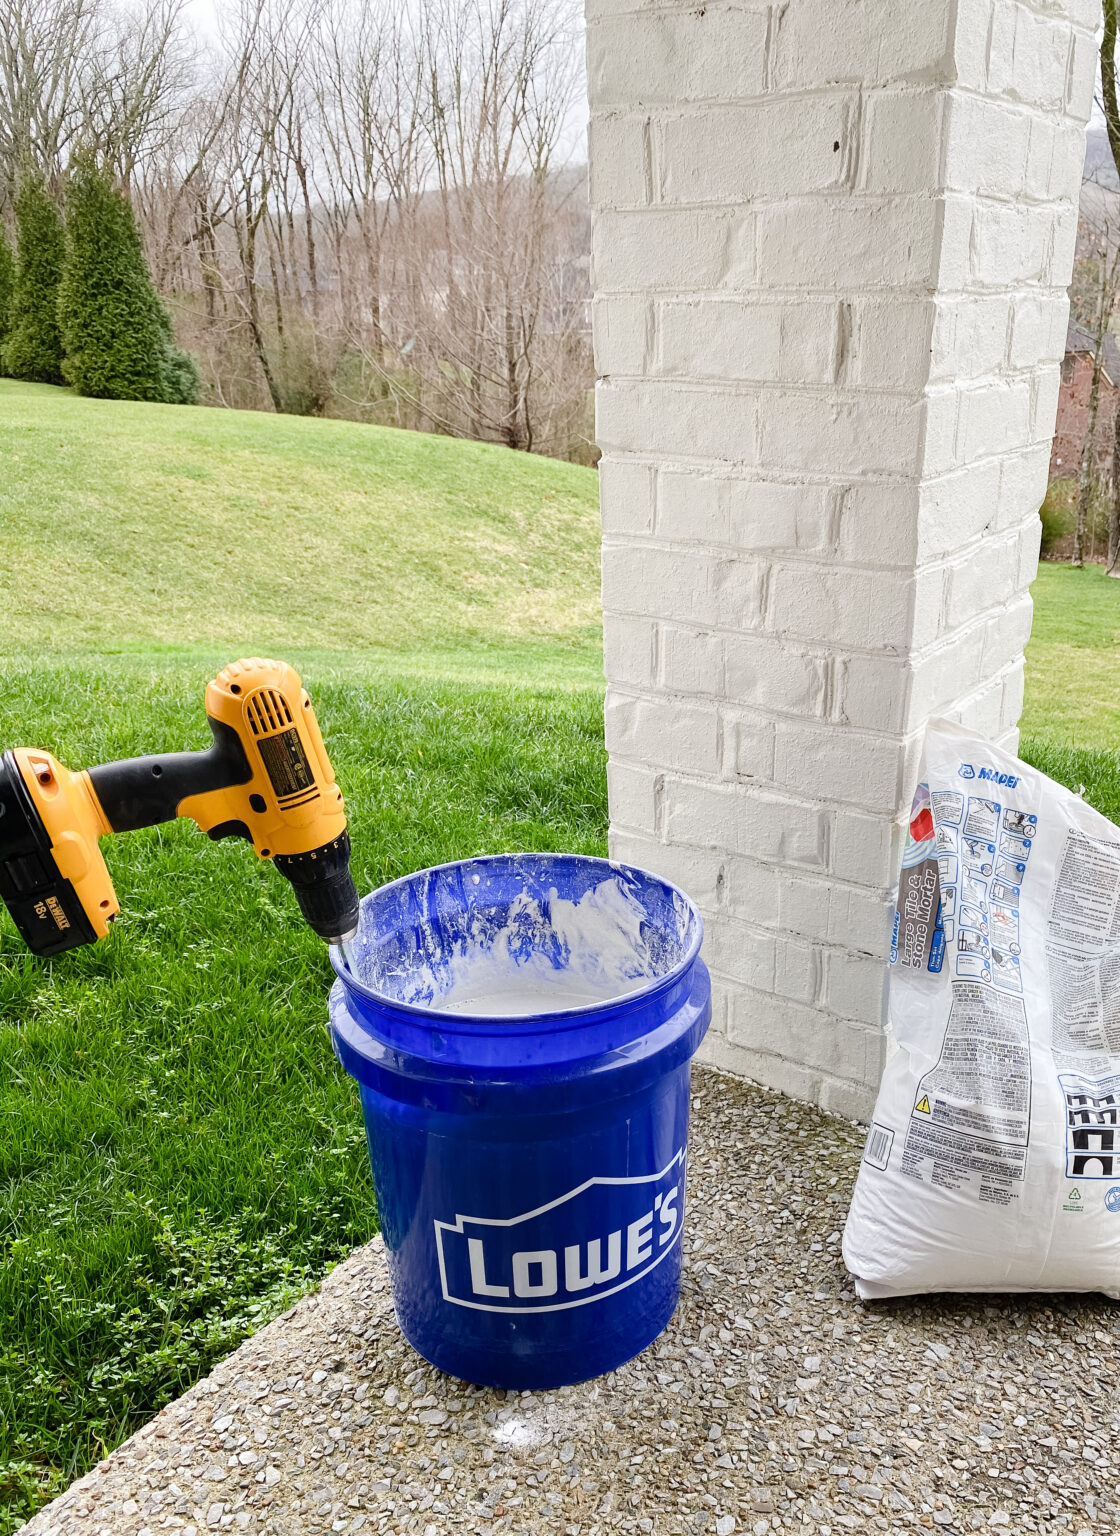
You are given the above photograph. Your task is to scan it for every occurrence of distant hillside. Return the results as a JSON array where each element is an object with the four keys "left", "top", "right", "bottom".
[
  {"left": 0, "top": 381, "right": 602, "bottom": 658},
  {"left": 1084, "top": 126, "right": 1118, "bottom": 191},
  {"left": 1078, "top": 129, "right": 1120, "bottom": 249}
]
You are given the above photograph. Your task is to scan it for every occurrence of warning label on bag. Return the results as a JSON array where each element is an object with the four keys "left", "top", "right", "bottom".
[{"left": 900, "top": 982, "right": 1031, "bottom": 1198}]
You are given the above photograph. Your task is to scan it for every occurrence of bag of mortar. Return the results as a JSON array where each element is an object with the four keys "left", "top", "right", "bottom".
[{"left": 844, "top": 717, "right": 1120, "bottom": 1298}]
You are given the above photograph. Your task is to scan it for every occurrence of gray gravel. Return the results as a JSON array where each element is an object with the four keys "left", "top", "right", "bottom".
[{"left": 20, "top": 1065, "right": 1119, "bottom": 1536}]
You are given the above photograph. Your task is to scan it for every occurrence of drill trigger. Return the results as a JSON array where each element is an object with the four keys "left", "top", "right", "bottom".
[{"left": 206, "top": 820, "right": 253, "bottom": 844}]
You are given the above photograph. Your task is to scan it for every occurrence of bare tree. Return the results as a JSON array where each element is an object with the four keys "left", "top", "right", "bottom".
[
  {"left": 214, "top": 0, "right": 294, "bottom": 411},
  {"left": 84, "top": 0, "right": 193, "bottom": 182},
  {"left": 0, "top": 0, "right": 593, "bottom": 458},
  {"left": 314, "top": 0, "right": 426, "bottom": 351},
  {"left": 1097, "top": 0, "right": 1120, "bottom": 572},
  {"left": 1073, "top": 255, "right": 1111, "bottom": 567},
  {"left": 340, "top": 0, "right": 586, "bottom": 450},
  {"left": 0, "top": 0, "right": 100, "bottom": 197}
]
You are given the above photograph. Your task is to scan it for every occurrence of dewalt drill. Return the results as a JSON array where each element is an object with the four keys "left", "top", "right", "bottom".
[{"left": 0, "top": 658, "right": 360, "bottom": 956}]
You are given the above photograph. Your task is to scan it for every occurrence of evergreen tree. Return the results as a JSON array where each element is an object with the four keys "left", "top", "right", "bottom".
[
  {"left": 154, "top": 300, "right": 202, "bottom": 406},
  {"left": 59, "top": 157, "right": 199, "bottom": 404},
  {"left": 3, "top": 176, "right": 65, "bottom": 384},
  {"left": 0, "top": 225, "right": 14, "bottom": 372}
]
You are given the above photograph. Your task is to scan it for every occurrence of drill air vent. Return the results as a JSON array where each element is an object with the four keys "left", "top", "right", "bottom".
[{"left": 246, "top": 688, "right": 295, "bottom": 737}]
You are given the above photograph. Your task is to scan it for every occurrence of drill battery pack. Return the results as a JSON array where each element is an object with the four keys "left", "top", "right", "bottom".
[{"left": 0, "top": 752, "right": 97, "bottom": 956}]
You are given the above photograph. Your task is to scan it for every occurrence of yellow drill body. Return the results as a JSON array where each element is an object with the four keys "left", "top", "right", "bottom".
[{"left": 0, "top": 659, "right": 359, "bottom": 955}]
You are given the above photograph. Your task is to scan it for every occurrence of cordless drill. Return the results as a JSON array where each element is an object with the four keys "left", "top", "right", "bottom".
[{"left": 0, "top": 658, "right": 360, "bottom": 956}]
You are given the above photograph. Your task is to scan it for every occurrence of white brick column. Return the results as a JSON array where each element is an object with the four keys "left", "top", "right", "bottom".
[{"left": 589, "top": 0, "right": 1096, "bottom": 1117}]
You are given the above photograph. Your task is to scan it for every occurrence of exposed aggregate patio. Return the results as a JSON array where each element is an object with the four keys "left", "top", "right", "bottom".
[{"left": 21, "top": 1066, "right": 1119, "bottom": 1536}]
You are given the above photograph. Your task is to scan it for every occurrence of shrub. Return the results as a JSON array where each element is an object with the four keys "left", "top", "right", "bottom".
[
  {"left": 1040, "top": 478, "right": 1116, "bottom": 562},
  {"left": 0, "top": 225, "right": 14, "bottom": 369},
  {"left": 3, "top": 176, "right": 64, "bottom": 384},
  {"left": 1039, "top": 480, "right": 1077, "bottom": 558},
  {"left": 59, "top": 157, "right": 199, "bottom": 404}
]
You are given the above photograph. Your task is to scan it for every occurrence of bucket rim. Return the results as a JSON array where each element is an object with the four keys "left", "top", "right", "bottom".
[{"left": 329, "top": 851, "right": 704, "bottom": 1029}]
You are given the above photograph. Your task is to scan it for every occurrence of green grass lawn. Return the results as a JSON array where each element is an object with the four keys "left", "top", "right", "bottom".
[
  {"left": 1020, "top": 562, "right": 1120, "bottom": 821},
  {"left": 0, "top": 381, "right": 601, "bottom": 658},
  {"left": 2, "top": 379, "right": 1120, "bottom": 1530},
  {"left": 0, "top": 383, "right": 605, "bottom": 1529}
]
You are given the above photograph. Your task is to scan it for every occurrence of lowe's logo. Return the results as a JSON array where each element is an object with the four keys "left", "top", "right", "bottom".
[{"left": 434, "top": 1149, "right": 685, "bottom": 1313}]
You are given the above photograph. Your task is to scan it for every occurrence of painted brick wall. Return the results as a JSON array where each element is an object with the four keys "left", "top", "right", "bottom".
[
  {"left": 1051, "top": 351, "right": 1119, "bottom": 480},
  {"left": 588, "top": 0, "right": 1097, "bottom": 1118}
]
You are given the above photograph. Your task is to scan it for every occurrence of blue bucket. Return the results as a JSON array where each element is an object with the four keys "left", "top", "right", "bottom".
[{"left": 328, "top": 852, "right": 710, "bottom": 1389}]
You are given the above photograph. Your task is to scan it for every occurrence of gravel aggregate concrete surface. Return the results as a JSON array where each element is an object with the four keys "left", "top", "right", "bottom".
[{"left": 21, "top": 1066, "right": 1119, "bottom": 1536}]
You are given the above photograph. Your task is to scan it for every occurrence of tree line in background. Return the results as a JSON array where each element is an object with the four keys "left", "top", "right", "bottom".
[
  {"left": 1049, "top": 0, "right": 1120, "bottom": 572},
  {"left": 1060, "top": 231, "right": 1120, "bottom": 571},
  {"left": 0, "top": 160, "right": 198, "bottom": 399},
  {"left": 0, "top": 0, "right": 592, "bottom": 461}
]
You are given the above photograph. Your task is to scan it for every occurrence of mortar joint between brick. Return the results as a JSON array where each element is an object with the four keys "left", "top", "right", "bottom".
[
  {"left": 948, "top": 79, "right": 1085, "bottom": 127},
  {"left": 758, "top": 562, "right": 772, "bottom": 629},
  {"left": 811, "top": 946, "right": 825, "bottom": 1010},
  {"left": 621, "top": 521, "right": 1026, "bottom": 587},
  {"left": 688, "top": 842, "right": 902, "bottom": 907},
  {"left": 827, "top": 484, "right": 847, "bottom": 551},
  {"left": 642, "top": 117, "right": 654, "bottom": 206},
  {"left": 823, "top": 654, "right": 842, "bottom": 724},
  {"left": 834, "top": 300, "right": 852, "bottom": 387},
  {"left": 610, "top": 613, "right": 922, "bottom": 665},
  {"left": 608, "top": 368, "right": 961, "bottom": 404},
  {"left": 762, "top": 2, "right": 783, "bottom": 95},
  {"left": 843, "top": 87, "right": 863, "bottom": 191},
  {"left": 657, "top": 758, "right": 920, "bottom": 815},
  {"left": 721, "top": 978, "right": 883, "bottom": 1035}
]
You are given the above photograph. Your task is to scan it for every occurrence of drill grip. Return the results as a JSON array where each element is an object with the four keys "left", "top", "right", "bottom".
[{"left": 87, "top": 718, "right": 252, "bottom": 833}]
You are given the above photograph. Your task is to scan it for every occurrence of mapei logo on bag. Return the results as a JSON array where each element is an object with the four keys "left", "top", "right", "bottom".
[
  {"left": 434, "top": 1150, "right": 685, "bottom": 1313},
  {"left": 958, "top": 762, "right": 1019, "bottom": 788}
]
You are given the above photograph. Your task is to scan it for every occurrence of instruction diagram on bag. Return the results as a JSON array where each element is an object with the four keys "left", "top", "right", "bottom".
[
  {"left": 932, "top": 791, "right": 964, "bottom": 826},
  {"left": 1001, "top": 830, "right": 1033, "bottom": 862},
  {"left": 1003, "top": 808, "right": 1036, "bottom": 837},
  {"left": 989, "top": 902, "right": 1020, "bottom": 952},
  {"left": 1060, "top": 1071, "right": 1120, "bottom": 1179},
  {"left": 964, "top": 798, "right": 1000, "bottom": 841},
  {"left": 935, "top": 824, "right": 959, "bottom": 856},
  {"left": 963, "top": 837, "right": 995, "bottom": 875}
]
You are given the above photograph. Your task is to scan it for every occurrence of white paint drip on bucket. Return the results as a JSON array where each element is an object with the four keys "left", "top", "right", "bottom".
[
  {"left": 429, "top": 880, "right": 650, "bottom": 1014},
  {"left": 347, "top": 873, "right": 676, "bottom": 1018}
]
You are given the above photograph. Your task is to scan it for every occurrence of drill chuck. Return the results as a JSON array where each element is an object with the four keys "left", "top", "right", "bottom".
[{"left": 273, "top": 833, "right": 360, "bottom": 945}]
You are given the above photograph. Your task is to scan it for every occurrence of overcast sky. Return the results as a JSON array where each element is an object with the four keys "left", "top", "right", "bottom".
[{"left": 175, "top": 0, "right": 590, "bottom": 160}]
